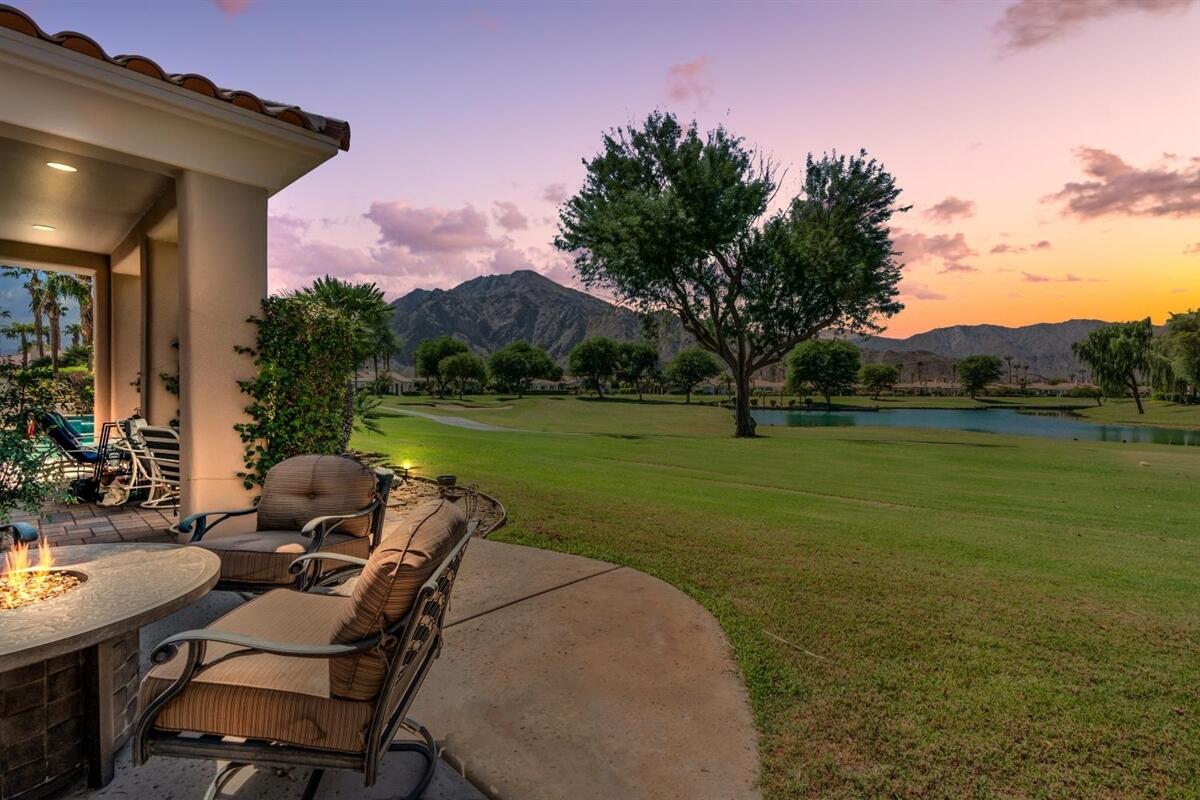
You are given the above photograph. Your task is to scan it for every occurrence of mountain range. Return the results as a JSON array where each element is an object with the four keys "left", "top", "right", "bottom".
[{"left": 388, "top": 270, "right": 1113, "bottom": 379}]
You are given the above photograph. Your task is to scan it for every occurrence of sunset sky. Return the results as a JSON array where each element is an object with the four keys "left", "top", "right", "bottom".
[{"left": 23, "top": 0, "right": 1200, "bottom": 337}]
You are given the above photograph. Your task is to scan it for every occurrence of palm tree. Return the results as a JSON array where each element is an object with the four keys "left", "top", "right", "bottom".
[
  {"left": 3, "top": 267, "right": 46, "bottom": 358},
  {"left": 41, "top": 274, "right": 79, "bottom": 373},
  {"left": 66, "top": 323, "right": 82, "bottom": 349},
  {"left": 2, "top": 321, "right": 35, "bottom": 367},
  {"left": 1004, "top": 355, "right": 1014, "bottom": 385},
  {"left": 55, "top": 274, "right": 94, "bottom": 368}
]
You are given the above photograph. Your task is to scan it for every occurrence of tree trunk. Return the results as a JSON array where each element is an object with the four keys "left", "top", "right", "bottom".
[
  {"left": 685, "top": 388, "right": 691, "bottom": 404},
  {"left": 733, "top": 372, "right": 756, "bottom": 437},
  {"left": 1130, "top": 376, "right": 1144, "bottom": 414},
  {"left": 48, "top": 308, "right": 60, "bottom": 374}
]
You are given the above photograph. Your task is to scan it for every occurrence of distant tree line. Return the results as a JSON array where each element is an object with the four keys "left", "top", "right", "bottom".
[{"left": 0, "top": 266, "right": 94, "bottom": 373}]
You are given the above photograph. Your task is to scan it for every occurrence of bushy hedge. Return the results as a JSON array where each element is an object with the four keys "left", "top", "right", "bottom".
[{"left": 235, "top": 296, "right": 361, "bottom": 487}]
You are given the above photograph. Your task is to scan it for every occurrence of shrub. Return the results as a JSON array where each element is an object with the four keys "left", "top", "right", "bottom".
[
  {"left": 234, "top": 295, "right": 362, "bottom": 487},
  {"left": 0, "top": 363, "right": 72, "bottom": 521}
]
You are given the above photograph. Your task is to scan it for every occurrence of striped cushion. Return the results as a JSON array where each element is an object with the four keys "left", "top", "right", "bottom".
[
  {"left": 257, "top": 455, "right": 377, "bottom": 537},
  {"left": 329, "top": 500, "right": 466, "bottom": 700},
  {"left": 196, "top": 531, "right": 370, "bottom": 585},
  {"left": 139, "top": 589, "right": 372, "bottom": 753}
]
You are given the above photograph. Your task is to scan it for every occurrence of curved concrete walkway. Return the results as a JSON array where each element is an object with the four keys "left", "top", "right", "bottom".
[{"left": 415, "top": 539, "right": 761, "bottom": 800}]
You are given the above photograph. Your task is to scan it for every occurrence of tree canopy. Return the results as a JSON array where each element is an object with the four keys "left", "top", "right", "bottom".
[
  {"left": 439, "top": 352, "right": 486, "bottom": 399},
  {"left": 487, "top": 341, "right": 560, "bottom": 398},
  {"left": 569, "top": 336, "right": 621, "bottom": 397},
  {"left": 617, "top": 341, "right": 659, "bottom": 400},
  {"left": 665, "top": 346, "right": 721, "bottom": 403},
  {"left": 1150, "top": 310, "right": 1200, "bottom": 403},
  {"left": 785, "top": 339, "right": 861, "bottom": 408},
  {"left": 859, "top": 362, "right": 900, "bottom": 400},
  {"left": 1072, "top": 319, "right": 1152, "bottom": 414},
  {"left": 556, "top": 111, "right": 906, "bottom": 436},
  {"left": 956, "top": 355, "right": 1004, "bottom": 399},
  {"left": 414, "top": 336, "right": 470, "bottom": 397}
]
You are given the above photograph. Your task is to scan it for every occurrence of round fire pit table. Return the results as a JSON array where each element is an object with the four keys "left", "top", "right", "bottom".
[{"left": 0, "top": 543, "right": 219, "bottom": 799}]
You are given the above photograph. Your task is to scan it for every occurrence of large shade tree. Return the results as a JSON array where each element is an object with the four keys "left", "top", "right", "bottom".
[
  {"left": 1072, "top": 319, "right": 1153, "bottom": 414},
  {"left": 556, "top": 112, "right": 906, "bottom": 436}
]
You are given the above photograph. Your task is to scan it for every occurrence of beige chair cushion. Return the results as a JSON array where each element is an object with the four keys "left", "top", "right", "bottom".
[
  {"left": 328, "top": 500, "right": 466, "bottom": 700},
  {"left": 196, "top": 531, "right": 370, "bottom": 586},
  {"left": 139, "top": 590, "right": 372, "bottom": 753},
  {"left": 256, "top": 455, "right": 377, "bottom": 537}
]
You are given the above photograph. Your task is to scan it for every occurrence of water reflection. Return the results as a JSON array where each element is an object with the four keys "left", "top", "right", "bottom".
[{"left": 752, "top": 407, "right": 1200, "bottom": 446}]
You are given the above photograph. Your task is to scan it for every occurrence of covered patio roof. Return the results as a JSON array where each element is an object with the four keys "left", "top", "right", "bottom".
[{"left": 0, "top": 2, "right": 350, "bottom": 518}]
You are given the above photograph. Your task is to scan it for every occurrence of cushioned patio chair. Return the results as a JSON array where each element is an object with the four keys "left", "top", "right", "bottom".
[
  {"left": 179, "top": 454, "right": 394, "bottom": 593},
  {"left": 134, "top": 500, "right": 474, "bottom": 800}
]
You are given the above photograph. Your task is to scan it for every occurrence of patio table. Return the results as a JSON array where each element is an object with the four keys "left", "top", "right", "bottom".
[{"left": 0, "top": 543, "right": 219, "bottom": 797}]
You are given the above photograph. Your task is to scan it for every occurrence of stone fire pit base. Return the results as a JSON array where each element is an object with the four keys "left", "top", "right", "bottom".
[{"left": 1, "top": 631, "right": 138, "bottom": 799}]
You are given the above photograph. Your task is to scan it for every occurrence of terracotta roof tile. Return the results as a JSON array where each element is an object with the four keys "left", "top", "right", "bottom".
[{"left": 0, "top": 4, "right": 350, "bottom": 150}]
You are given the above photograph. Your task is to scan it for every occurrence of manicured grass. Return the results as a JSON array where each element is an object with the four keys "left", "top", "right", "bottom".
[
  {"left": 1078, "top": 399, "right": 1200, "bottom": 428},
  {"left": 357, "top": 397, "right": 1200, "bottom": 798}
]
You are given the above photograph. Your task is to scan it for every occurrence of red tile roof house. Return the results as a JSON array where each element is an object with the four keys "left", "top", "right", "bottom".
[{"left": 0, "top": 4, "right": 346, "bottom": 520}]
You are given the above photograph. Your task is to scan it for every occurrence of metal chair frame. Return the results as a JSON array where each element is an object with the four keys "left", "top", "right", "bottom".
[
  {"left": 133, "top": 519, "right": 476, "bottom": 799},
  {"left": 178, "top": 467, "right": 395, "bottom": 593}
]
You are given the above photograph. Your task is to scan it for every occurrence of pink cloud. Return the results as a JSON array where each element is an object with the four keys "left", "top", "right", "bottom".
[
  {"left": 366, "top": 202, "right": 500, "bottom": 253},
  {"left": 898, "top": 281, "right": 947, "bottom": 300},
  {"left": 939, "top": 262, "right": 978, "bottom": 274},
  {"left": 493, "top": 201, "right": 529, "bottom": 231},
  {"left": 1184, "top": 242, "right": 1200, "bottom": 255},
  {"left": 1048, "top": 148, "right": 1200, "bottom": 219},
  {"left": 995, "top": 0, "right": 1196, "bottom": 51},
  {"left": 666, "top": 56, "right": 714, "bottom": 107},
  {"left": 991, "top": 239, "right": 1054, "bottom": 254},
  {"left": 892, "top": 230, "right": 976, "bottom": 265},
  {"left": 268, "top": 211, "right": 581, "bottom": 300},
  {"left": 211, "top": 0, "right": 251, "bottom": 17},
  {"left": 924, "top": 196, "right": 976, "bottom": 223},
  {"left": 542, "top": 183, "right": 569, "bottom": 205},
  {"left": 1021, "top": 271, "right": 1103, "bottom": 283}
]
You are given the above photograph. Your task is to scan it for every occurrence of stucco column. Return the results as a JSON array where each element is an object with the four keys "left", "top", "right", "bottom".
[
  {"left": 109, "top": 273, "right": 142, "bottom": 419},
  {"left": 92, "top": 265, "right": 112, "bottom": 426},
  {"left": 142, "top": 240, "right": 180, "bottom": 426},
  {"left": 176, "top": 171, "right": 267, "bottom": 518}
]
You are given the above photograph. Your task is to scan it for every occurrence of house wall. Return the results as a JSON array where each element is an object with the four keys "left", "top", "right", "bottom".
[{"left": 143, "top": 239, "right": 179, "bottom": 426}]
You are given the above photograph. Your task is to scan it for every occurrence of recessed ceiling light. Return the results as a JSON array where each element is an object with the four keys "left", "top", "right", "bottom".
[
  {"left": 32, "top": 224, "right": 56, "bottom": 231},
  {"left": 45, "top": 162, "right": 77, "bottom": 173}
]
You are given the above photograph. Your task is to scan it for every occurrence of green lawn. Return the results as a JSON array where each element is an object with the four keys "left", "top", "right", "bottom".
[{"left": 356, "top": 397, "right": 1200, "bottom": 798}]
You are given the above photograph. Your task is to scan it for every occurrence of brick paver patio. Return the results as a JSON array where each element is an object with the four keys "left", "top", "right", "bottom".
[{"left": 11, "top": 502, "right": 177, "bottom": 547}]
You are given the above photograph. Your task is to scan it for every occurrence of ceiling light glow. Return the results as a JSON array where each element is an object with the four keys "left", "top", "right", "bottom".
[
  {"left": 31, "top": 224, "right": 56, "bottom": 231},
  {"left": 45, "top": 162, "right": 77, "bottom": 173}
]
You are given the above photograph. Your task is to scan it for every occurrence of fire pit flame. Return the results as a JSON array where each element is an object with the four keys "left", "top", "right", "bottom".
[{"left": 1, "top": 535, "right": 81, "bottom": 610}]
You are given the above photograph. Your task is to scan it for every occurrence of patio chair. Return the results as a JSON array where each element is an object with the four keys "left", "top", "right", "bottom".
[
  {"left": 136, "top": 425, "right": 183, "bottom": 510},
  {"left": 134, "top": 500, "right": 474, "bottom": 800},
  {"left": 180, "top": 454, "right": 394, "bottom": 593}
]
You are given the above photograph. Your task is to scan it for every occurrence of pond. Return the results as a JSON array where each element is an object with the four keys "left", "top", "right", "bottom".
[{"left": 752, "top": 407, "right": 1200, "bottom": 446}]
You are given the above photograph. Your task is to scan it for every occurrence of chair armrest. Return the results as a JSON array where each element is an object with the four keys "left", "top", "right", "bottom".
[
  {"left": 179, "top": 507, "right": 257, "bottom": 541},
  {"left": 299, "top": 497, "right": 381, "bottom": 538},
  {"left": 151, "top": 628, "right": 380, "bottom": 665},
  {"left": 289, "top": 552, "right": 368, "bottom": 576}
]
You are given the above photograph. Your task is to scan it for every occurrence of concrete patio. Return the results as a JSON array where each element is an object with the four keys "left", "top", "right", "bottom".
[{"left": 23, "top": 503, "right": 761, "bottom": 799}]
